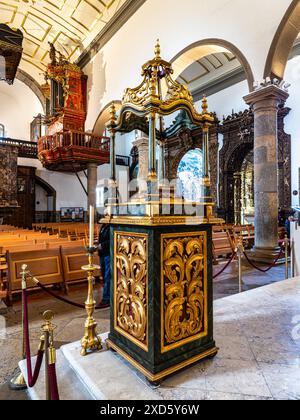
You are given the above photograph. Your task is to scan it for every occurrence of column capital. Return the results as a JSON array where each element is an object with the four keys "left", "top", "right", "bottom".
[
  {"left": 244, "top": 85, "right": 289, "bottom": 110},
  {"left": 132, "top": 135, "right": 149, "bottom": 149}
]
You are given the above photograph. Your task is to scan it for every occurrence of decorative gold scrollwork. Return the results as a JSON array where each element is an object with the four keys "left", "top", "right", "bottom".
[
  {"left": 162, "top": 233, "right": 207, "bottom": 353},
  {"left": 114, "top": 232, "right": 148, "bottom": 351}
]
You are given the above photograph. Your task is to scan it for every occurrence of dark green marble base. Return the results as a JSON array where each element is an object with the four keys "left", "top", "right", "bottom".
[{"left": 108, "top": 223, "right": 216, "bottom": 380}]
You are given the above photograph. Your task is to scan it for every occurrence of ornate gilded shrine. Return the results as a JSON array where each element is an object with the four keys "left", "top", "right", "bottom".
[
  {"left": 38, "top": 44, "right": 109, "bottom": 172},
  {"left": 105, "top": 42, "right": 221, "bottom": 382}
]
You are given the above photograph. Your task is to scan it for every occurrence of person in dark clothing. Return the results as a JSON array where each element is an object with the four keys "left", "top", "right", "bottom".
[{"left": 98, "top": 222, "right": 111, "bottom": 309}]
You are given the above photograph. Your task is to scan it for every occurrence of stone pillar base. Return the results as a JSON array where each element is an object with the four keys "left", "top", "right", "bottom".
[{"left": 247, "top": 246, "right": 285, "bottom": 265}]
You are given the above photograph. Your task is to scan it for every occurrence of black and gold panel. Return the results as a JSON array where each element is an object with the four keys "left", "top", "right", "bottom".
[
  {"left": 114, "top": 232, "right": 148, "bottom": 352},
  {"left": 108, "top": 224, "right": 217, "bottom": 383},
  {"left": 161, "top": 232, "right": 208, "bottom": 353}
]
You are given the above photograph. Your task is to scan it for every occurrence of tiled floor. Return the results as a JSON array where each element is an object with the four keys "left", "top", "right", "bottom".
[{"left": 0, "top": 259, "right": 291, "bottom": 400}]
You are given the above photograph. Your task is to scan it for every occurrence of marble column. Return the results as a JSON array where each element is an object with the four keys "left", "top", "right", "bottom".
[
  {"left": 132, "top": 134, "right": 149, "bottom": 194},
  {"left": 244, "top": 85, "right": 289, "bottom": 261},
  {"left": 87, "top": 162, "right": 98, "bottom": 211}
]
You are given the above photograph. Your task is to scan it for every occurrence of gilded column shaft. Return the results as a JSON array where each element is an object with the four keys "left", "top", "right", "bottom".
[
  {"left": 203, "top": 126, "right": 210, "bottom": 182},
  {"left": 148, "top": 113, "right": 157, "bottom": 181},
  {"left": 110, "top": 132, "right": 116, "bottom": 182}
]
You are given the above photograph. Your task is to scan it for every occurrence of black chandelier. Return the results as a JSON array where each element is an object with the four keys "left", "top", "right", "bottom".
[{"left": 0, "top": 24, "right": 23, "bottom": 85}]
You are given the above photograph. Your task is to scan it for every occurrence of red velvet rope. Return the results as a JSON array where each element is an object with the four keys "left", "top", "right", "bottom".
[
  {"left": 243, "top": 246, "right": 285, "bottom": 273},
  {"left": 22, "top": 289, "right": 44, "bottom": 388},
  {"left": 48, "top": 364, "right": 60, "bottom": 401},
  {"left": 35, "top": 280, "right": 104, "bottom": 310},
  {"left": 213, "top": 252, "right": 237, "bottom": 279},
  {"left": 35, "top": 281, "right": 85, "bottom": 309}
]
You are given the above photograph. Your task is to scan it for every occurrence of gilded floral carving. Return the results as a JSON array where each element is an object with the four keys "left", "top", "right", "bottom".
[
  {"left": 161, "top": 233, "right": 207, "bottom": 352},
  {"left": 114, "top": 232, "right": 148, "bottom": 351}
]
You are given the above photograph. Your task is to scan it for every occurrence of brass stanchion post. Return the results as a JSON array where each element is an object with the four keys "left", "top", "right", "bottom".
[
  {"left": 235, "top": 237, "right": 244, "bottom": 293},
  {"left": 41, "top": 310, "right": 56, "bottom": 401},
  {"left": 285, "top": 234, "right": 289, "bottom": 280},
  {"left": 80, "top": 247, "right": 102, "bottom": 356},
  {"left": 9, "top": 264, "right": 29, "bottom": 390}
]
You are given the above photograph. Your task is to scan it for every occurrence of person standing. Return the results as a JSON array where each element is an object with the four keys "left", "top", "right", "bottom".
[{"left": 98, "top": 222, "right": 111, "bottom": 309}]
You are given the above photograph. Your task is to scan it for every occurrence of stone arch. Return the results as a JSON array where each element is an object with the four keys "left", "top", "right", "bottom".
[
  {"left": 92, "top": 100, "right": 122, "bottom": 136},
  {"left": 16, "top": 69, "right": 47, "bottom": 113},
  {"left": 171, "top": 38, "right": 255, "bottom": 92},
  {"left": 264, "top": 0, "right": 300, "bottom": 80}
]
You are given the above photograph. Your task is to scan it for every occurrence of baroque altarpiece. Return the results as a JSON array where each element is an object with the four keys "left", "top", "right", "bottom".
[{"left": 155, "top": 106, "right": 291, "bottom": 224}]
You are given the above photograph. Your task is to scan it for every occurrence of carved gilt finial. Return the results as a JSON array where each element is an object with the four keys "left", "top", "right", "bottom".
[
  {"left": 202, "top": 94, "right": 208, "bottom": 115},
  {"left": 110, "top": 102, "right": 117, "bottom": 126},
  {"left": 155, "top": 39, "right": 161, "bottom": 60}
]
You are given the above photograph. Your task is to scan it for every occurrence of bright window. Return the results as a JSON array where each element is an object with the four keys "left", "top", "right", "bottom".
[{"left": 177, "top": 148, "right": 204, "bottom": 202}]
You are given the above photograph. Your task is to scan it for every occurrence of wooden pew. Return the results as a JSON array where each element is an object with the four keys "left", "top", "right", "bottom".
[
  {"left": 47, "top": 239, "right": 86, "bottom": 249},
  {"left": 212, "top": 231, "right": 235, "bottom": 263},
  {"left": 6, "top": 248, "right": 65, "bottom": 306},
  {"left": 60, "top": 246, "right": 100, "bottom": 287}
]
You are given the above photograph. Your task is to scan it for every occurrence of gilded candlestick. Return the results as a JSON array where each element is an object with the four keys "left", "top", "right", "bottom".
[{"left": 81, "top": 247, "right": 102, "bottom": 356}]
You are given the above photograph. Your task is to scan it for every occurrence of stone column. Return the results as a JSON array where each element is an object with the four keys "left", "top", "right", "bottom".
[
  {"left": 244, "top": 85, "right": 289, "bottom": 261},
  {"left": 87, "top": 162, "right": 98, "bottom": 210},
  {"left": 132, "top": 134, "right": 149, "bottom": 194}
]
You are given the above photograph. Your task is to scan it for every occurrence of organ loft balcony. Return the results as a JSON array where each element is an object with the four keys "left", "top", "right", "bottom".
[
  {"left": 38, "top": 131, "right": 110, "bottom": 172},
  {"left": 36, "top": 43, "right": 110, "bottom": 173}
]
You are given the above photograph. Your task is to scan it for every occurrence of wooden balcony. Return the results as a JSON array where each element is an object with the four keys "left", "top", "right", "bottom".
[{"left": 38, "top": 131, "right": 110, "bottom": 172}]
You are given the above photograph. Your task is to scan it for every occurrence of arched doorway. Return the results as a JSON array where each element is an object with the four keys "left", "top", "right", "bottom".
[
  {"left": 239, "top": 151, "right": 254, "bottom": 225},
  {"left": 176, "top": 148, "right": 204, "bottom": 201},
  {"left": 35, "top": 176, "right": 56, "bottom": 222},
  {"left": 221, "top": 141, "right": 253, "bottom": 224},
  {"left": 264, "top": 0, "right": 300, "bottom": 80}
]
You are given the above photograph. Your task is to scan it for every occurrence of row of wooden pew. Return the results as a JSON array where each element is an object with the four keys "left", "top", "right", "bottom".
[
  {"left": 212, "top": 224, "right": 287, "bottom": 262},
  {"left": 0, "top": 226, "right": 100, "bottom": 306},
  {"left": 4, "top": 246, "right": 100, "bottom": 306},
  {"left": 32, "top": 222, "right": 100, "bottom": 242}
]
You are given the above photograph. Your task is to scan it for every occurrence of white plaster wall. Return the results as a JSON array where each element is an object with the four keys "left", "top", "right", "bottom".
[
  {"left": 195, "top": 80, "right": 249, "bottom": 120},
  {"left": 84, "top": 0, "right": 291, "bottom": 130},
  {"left": 18, "top": 158, "right": 88, "bottom": 210},
  {"left": 0, "top": 79, "right": 43, "bottom": 140},
  {"left": 283, "top": 56, "right": 300, "bottom": 207},
  {"left": 18, "top": 158, "right": 129, "bottom": 211}
]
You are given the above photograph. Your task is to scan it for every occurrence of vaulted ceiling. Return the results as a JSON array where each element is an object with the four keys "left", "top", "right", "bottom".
[
  {"left": 177, "top": 52, "right": 244, "bottom": 98},
  {"left": 1, "top": 0, "right": 128, "bottom": 82}
]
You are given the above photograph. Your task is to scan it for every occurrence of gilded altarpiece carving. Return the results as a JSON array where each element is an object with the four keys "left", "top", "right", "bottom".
[
  {"left": 161, "top": 233, "right": 208, "bottom": 353},
  {"left": 219, "top": 107, "right": 291, "bottom": 223},
  {"left": 114, "top": 232, "right": 148, "bottom": 352}
]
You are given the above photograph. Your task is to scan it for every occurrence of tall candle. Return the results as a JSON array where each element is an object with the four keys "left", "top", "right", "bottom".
[{"left": 89, "top": 205, "right": 94, "bottom": 248}]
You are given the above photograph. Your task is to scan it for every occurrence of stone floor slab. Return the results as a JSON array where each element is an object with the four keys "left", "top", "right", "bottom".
[{"left": 61, "top": 336, "right": 161, "bottom": 401}]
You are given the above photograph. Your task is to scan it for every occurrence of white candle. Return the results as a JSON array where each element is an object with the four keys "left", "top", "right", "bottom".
[{"left": 89, "top": 205, "right": 94, "bottom": 248}]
